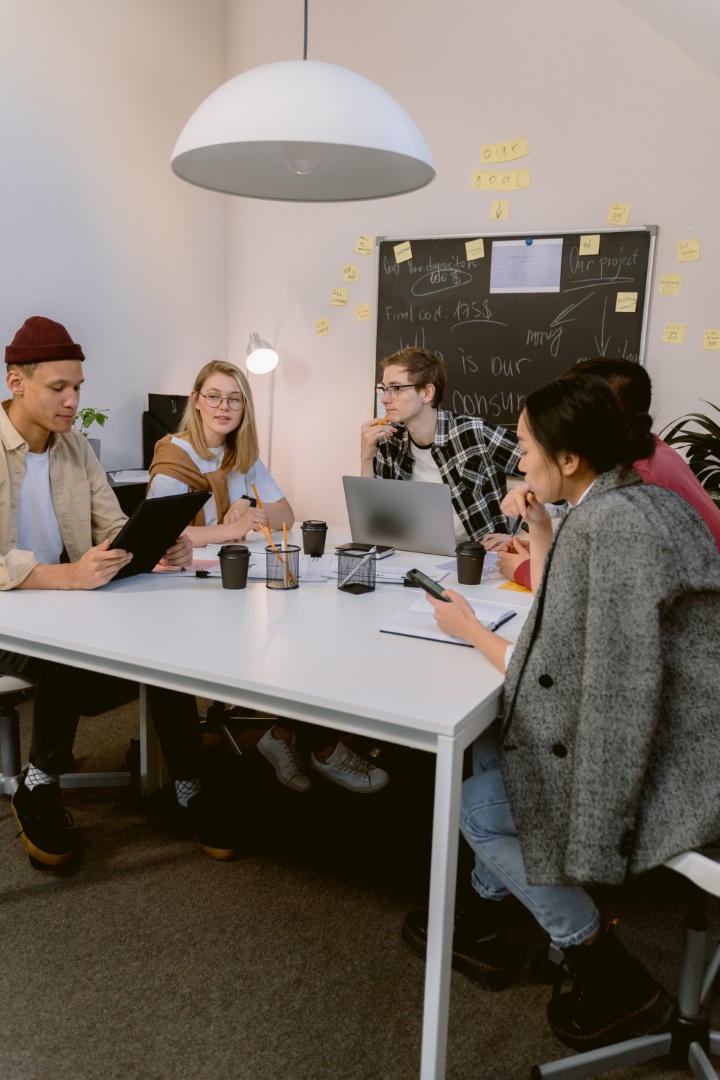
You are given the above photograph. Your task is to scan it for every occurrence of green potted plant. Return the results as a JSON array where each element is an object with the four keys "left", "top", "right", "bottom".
[
  {"left": 73, "top": 407, "right": 109, "bottom": 461},
  {"left": 661, "top": 401, "right": 720, "bottom": 505}
]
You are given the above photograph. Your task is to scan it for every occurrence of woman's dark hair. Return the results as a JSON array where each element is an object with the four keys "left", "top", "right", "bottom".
[
  {"left": 523, "top": 374, "right": 632, "bottom": 474},
  {"left": 562, "top": 358, "right": 655, "bottom": 461}
]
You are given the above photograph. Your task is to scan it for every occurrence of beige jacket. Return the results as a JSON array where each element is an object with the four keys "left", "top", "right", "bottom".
[{"left": 0, "top": 401, "right": 126, "bottom": 590}]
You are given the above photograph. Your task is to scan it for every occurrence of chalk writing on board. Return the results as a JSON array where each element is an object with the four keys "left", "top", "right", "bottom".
[{"left": 375, "top": 231, "right": 655, "bottom": 428}]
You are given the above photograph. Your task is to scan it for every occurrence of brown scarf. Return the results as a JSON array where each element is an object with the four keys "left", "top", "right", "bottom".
[{"left": 148, "top": 436, "right": 231, "bottom": 526}]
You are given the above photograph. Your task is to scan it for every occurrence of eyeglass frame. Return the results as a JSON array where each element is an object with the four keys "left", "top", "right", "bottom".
[
  {"left": 375, "top": 383, "right": 418, "bottom": 401},
  {"left": 196, "top": 391, "right": 245, "bottom": 411}
]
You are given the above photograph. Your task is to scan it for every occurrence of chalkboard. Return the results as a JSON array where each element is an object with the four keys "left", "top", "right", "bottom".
[{"left": 375, "top": 228, "right": 657, "bottom": 428}]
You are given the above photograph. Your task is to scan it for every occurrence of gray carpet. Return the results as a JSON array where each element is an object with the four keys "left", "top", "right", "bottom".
[{"left": 0, "top": 700, "right": 717, "bottom": 1079}]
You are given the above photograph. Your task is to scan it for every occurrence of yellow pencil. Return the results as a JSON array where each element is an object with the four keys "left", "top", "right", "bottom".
[
  {"left": 251, "top": 482, "right": 263, "bottom": 509},
  {"left": 374, "top": 416, "right": 390, "bottom": 426},
  {"left": 262, "top": 524, "right": 297, "bottom": 586},
  {"left": 282, "top": 522, "right": 289, "bottom": 587}
]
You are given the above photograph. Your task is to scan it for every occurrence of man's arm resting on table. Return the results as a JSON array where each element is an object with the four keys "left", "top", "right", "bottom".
[{"left": 15, "top": 539, "right": 133, "bottom": 590}]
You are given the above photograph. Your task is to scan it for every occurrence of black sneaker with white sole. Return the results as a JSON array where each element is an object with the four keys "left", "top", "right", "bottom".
[{"left": 12, "top": 777, "right": 74, "bottom": 868}]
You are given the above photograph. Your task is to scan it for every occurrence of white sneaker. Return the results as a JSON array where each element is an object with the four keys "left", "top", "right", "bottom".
[
  {"left": 310, "top": 741, "right": 389, "bottom": 794},
  {"left": 257, "top": 729, "right": 311, "bottom": 793}
]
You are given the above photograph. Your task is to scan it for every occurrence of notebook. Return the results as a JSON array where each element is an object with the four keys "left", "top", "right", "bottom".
[
  {"left": 343, "top": 476, "right": 457, "bottom": 557},
  {"left": 380, "top": 596, "right": 517, "bottom": 646}
]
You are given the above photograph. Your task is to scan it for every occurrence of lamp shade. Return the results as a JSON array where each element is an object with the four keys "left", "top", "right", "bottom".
[
  {"left": 246, "top": 333, "right": 279, "bottom": 374},
  {"left": 171, "top": 60, "right": 435, "bottom": 202}
]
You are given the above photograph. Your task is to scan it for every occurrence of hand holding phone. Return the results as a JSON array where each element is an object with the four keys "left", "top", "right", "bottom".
[{"left": 405, "top": 568, "right": 450, "bottom": 602}]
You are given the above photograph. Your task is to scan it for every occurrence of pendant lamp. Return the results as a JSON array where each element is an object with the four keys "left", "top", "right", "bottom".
[{"left": 170, "top": 2, "right": 435, "bottom": 202}]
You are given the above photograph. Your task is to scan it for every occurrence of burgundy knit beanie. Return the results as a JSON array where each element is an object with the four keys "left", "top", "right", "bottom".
[{"left": 5, "top": 316, "right": 85, "bottom": 365}]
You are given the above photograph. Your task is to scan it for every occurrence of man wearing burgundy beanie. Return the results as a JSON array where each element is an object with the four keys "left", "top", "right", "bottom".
[{"left": 0, "top": 316, "right": 241, "bottom": 867}]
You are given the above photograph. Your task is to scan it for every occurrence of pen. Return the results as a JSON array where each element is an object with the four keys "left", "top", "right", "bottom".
[
  {"left": 338, "top": 546, "right": 377, "bottom": 589},
  {"left": 509, "top": 515, "right": 524, "bottom": 539},
  {"left": 490, "top": 611, "right": 516, "bottom": 632}
]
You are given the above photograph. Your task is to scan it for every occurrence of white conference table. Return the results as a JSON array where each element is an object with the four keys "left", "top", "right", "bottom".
[{"left": 0, "top": 530, "right": 533, "bottom": 1080}]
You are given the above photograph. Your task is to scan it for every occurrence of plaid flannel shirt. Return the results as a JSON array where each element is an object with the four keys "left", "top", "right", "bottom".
[{"left": 373, "top": 408, "right": 521, "bottom": 539}]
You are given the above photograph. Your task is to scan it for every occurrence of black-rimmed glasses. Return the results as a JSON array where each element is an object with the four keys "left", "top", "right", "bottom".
[{"left": 375, "top": 383, "right": 416, "bottom": 400}]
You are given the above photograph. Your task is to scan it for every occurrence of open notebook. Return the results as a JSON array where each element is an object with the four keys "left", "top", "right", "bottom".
[{"left": 380, "top": 596, "right": 517, "bottom": 647}]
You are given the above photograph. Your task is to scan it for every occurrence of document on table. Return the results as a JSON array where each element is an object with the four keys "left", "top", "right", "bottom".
[{"left": 380, "top": 596, "right": 517, "bottom": 646}]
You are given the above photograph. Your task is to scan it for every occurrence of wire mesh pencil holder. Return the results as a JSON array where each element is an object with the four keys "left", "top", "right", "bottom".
[
  {"left": 265, "top": 545, "right": 300, "bottom": 590},
  {"left": 337, "top": 548, "right": 376, "bottom": 594}
]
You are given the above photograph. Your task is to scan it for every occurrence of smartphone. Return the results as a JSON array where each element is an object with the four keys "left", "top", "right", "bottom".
[{"left": 405, "top": 568, "right": 450, "bottom": 602}]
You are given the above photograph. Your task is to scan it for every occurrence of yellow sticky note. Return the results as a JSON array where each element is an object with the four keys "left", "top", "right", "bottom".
[
  {"left": 615, "top": 292, "right": 638, "bottom": 313},
  {"left": 355, "top": 235, "right": 374, "bottom": 256},
  {"left": 491, "top": 200, "right": 510, "bottom": 220},
  {"left": 314, "top": 318, "right": 331, "bottom": 337},
  {"left": 678, "top": 239, "right": 700, "bottom": 262},
  {"left": 342, "top": 264, "right": 359, "bottom": 283},
  {"left": 658, "top": 274, "right": 682, "bottom": 296},
  {"left": 355, "top": 303, "right": 372, "bottom": 323},
  {"left": 662, "top": 322, "right": 686, "bottom": 345},
  {"left": 579, "top": 234, "right": 601, "bottom": 256},
  {"left": 703, "top": 329, "right": 720, "bottom": 351},
  {"left": 465, "top": 238, "right": 485, "bottom": 261},
  {"left": 479, "top": 136, "right": 529, "bottom": 164},
  {"left": 394, "top": 241, "right": 413, "bottom": 264},
  {"left": 608, "top": 203, "right": 631, "bottom": 226},
  {"left": 499, "top": 580, "right": 532, "bottom": 593},
  {"left": 331, "top": 288, "right": 348, "bottom": 307},
  {"left": 471, "top": 169, "right": 530, "bottom": 191}
]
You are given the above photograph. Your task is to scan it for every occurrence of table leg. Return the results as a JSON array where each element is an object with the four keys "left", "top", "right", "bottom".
[{"left": 419, "top": 732, "right": 465, "bottom": 1080}]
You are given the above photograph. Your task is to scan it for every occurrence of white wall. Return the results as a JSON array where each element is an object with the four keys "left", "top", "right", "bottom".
[
  {"left": 0, "top": 0, "right": 227, "bottom": 470},
  {"left": 226, "top": 0, "right": 720, "bottom": 526}
]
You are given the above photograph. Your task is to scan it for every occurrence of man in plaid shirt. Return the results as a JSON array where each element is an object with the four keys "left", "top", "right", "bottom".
[{"left": 360, "top": 348, "right": 521, "bottom": 541}]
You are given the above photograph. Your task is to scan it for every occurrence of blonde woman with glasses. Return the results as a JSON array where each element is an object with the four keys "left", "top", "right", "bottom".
[{"left": 148, "top": 360, "right": 293, "bottom": 545}]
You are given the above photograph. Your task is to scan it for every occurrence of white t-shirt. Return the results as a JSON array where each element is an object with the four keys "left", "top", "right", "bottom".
[
  {"left": 17, "top": 449, "right": 64, "bottom": 564},
  {"left": 410, "top": 440, "right": 471, "bottom": 544},
  {"left": 147, "top": 438, "right": 284, "bottom": 526}
]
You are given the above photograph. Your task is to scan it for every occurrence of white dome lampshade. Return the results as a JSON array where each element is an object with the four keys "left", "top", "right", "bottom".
[
  {"left": 246, "top": 333, "right": 279, "bottom": 374},
  {"left": 171, "top": 60, "right": 435, "bottom": 202}
]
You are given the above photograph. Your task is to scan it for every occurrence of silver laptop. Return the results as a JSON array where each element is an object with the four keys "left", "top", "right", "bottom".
[{"left": 343, "top": 476, "right": 457, "bottom": 556}]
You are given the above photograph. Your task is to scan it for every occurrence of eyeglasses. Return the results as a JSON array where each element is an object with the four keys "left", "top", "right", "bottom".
[
  {"left": 375, "top": 383, "right": 417, "bottom": 400},
  {"left": 198, "top": 392, "right": 244, "bottom": 411}
]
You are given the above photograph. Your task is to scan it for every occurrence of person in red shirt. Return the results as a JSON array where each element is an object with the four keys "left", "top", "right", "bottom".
[{"left": 497, "top": 358, "right": 720, "bottom": 588}]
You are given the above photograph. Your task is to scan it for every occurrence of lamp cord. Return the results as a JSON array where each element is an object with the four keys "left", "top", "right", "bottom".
[{"left": 303, "top": 0, "right": 308, "bottom": 60}]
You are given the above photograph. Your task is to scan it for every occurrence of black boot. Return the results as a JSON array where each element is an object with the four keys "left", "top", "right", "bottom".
[
  {"left": 402, "top": 883, "right": 518, "bottom": 990},
  {"left": 547, "top": 922, "right": 674, "bottom": 1050}
]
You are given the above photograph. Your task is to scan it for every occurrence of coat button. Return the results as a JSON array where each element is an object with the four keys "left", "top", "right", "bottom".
[
  {"left": 538, "top": 674, "right": 554, "bottom": 688},
  {"left": 552, "top": 743, "right": 567, "bottom": 757}
]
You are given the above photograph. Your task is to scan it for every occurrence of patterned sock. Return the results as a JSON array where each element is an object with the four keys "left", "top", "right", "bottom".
[
  {"left": 25, "top": 764, "right": 60, "bottom": 790},
  {"left": 174, "top": 778, "right": 202, "bottom": 807}
]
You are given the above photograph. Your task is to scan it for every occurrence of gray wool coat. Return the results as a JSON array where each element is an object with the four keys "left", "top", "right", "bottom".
[{"left": 499, "top": 466, "right": 720, "bottom": 887}]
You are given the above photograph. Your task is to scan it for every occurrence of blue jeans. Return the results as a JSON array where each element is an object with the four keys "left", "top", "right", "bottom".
[{"left": 460, "top": 727, "right": 600, "bottom": 948}]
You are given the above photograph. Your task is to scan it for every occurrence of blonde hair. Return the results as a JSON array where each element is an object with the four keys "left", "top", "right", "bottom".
[{"left": 178, "top": 360, "right": 260, "bottom": 475}]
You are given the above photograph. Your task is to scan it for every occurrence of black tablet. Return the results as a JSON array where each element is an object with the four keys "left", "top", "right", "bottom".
[{"left": 109, "top": 491, "right": 210, "bottom": 578}]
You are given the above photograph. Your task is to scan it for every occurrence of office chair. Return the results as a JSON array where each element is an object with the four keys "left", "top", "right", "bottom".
[
  {"left": 532, "top": 847, "right": 720, "bottom": 1079},
  {"left": 0, "top": 675, "right": 168, "bottom": 797}
]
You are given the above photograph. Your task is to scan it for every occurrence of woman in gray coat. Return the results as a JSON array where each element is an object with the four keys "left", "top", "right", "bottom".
[{"left": 403, "top": 374, "right": 720, "bottom": 1051}]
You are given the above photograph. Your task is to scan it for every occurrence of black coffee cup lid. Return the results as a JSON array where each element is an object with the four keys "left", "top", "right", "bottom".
[
  {"left": 455, "top": 542, "right": 485, "bottom": 555},
  {"left": 302, "top": 520, "right": 327, "bottom": 529},
  {"left": 219, "top": 544, "right": 250, "bottom": 557}
]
